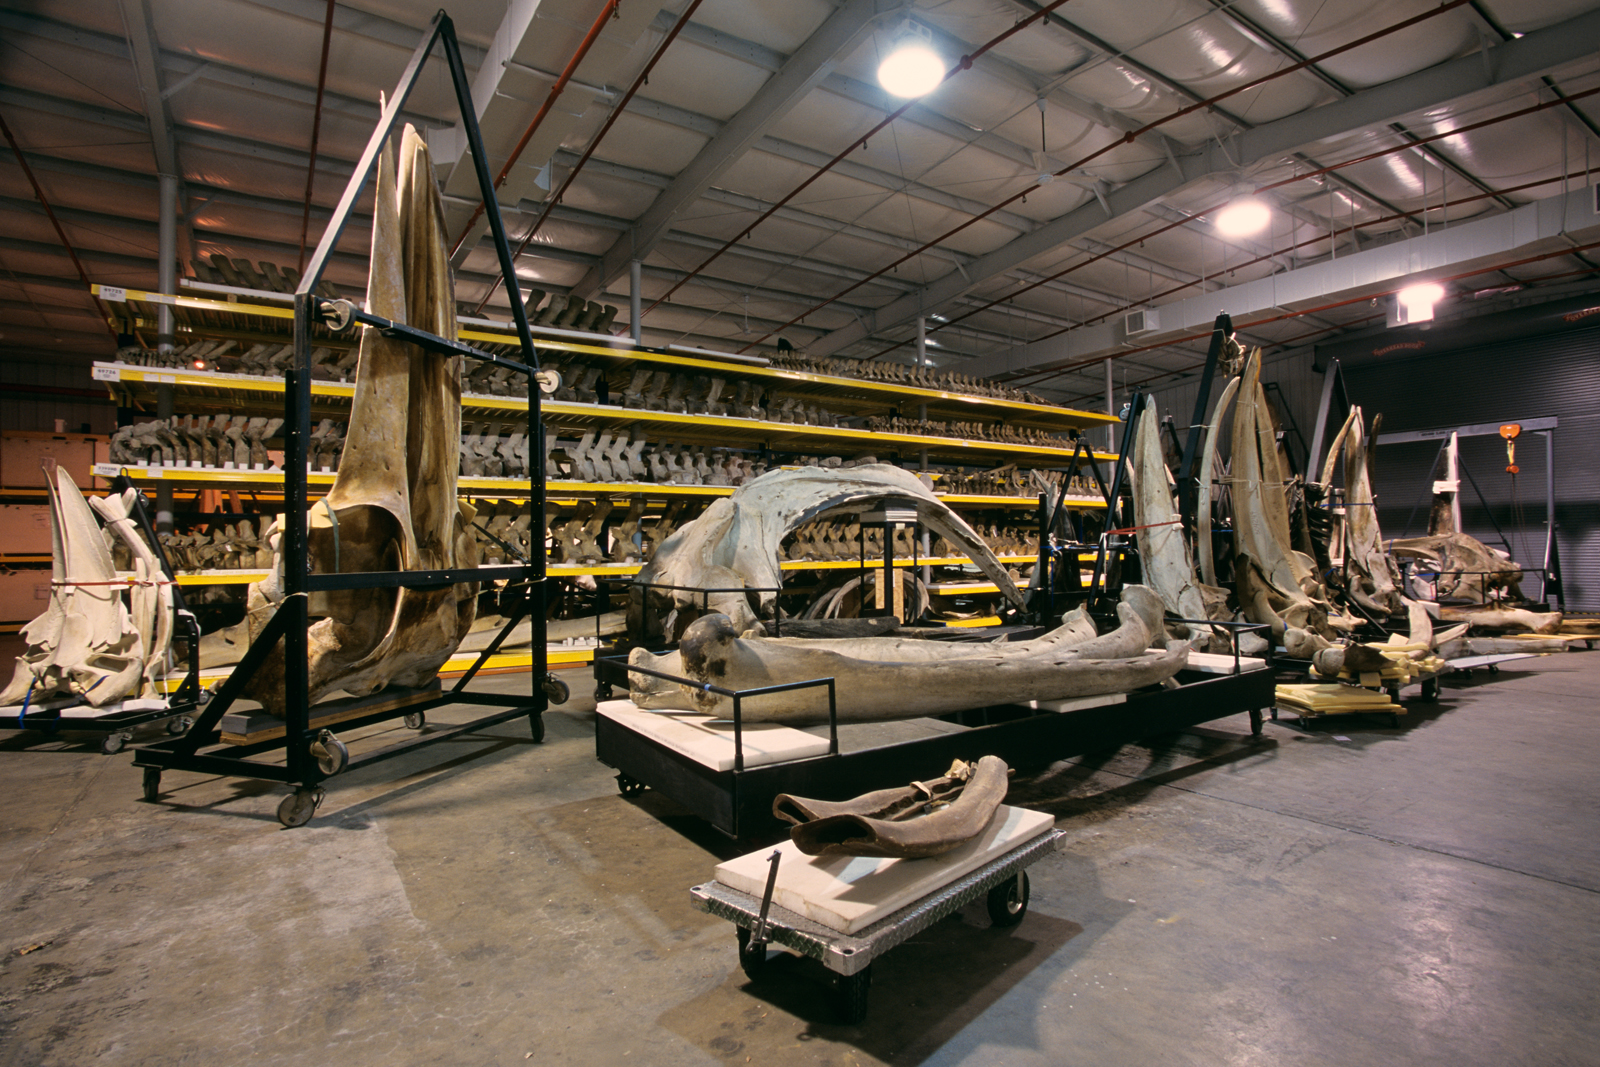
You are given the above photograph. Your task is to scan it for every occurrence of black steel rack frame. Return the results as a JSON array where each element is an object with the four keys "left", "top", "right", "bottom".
[{"left": 134, "top": 11, "right": 554, "bottom": 827}]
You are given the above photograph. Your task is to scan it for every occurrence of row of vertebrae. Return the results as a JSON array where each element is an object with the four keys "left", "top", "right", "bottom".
[
  {"left": 939, "top": 467, "right": 1098, "bottom": 499},
  {"left": 520, "top": 289, "right": 619, "bottom": 335},
  {"left": 551, "top": 431, "right": 770, "bottom": 487},
  {"left": 110, "top": 414, "right": 290, "bottom": 470},
  {"left": 155, "top": 520, "right": 275, "bottom": 573},
  {"left": 116, "top": 340, "right": 356, "bottom": 382},
  {"left": 459, "top": 424, "right": 531, "bottom": 478},
  {"left": 768, "top": 352, "right": 1050, "bottom": 406},
  {"left": 864, "top": 415, "right": 1071, "bottom": 447},
  {"left": 784, "top": 521, "right": 920, "bottom": 562},
  {"left": 190, "top": 253, "right": 338, "bottom": 298},
  {"left": 541, "top": 495, "right": 692, "bottom": 566},
  {"left": 931, "top": 524, "right": 1038, "bottom": 559}
]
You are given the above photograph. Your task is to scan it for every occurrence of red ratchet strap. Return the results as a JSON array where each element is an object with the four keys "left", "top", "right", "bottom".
[
  {"left": 1101, "top": 519, "right": 1183, "bottom": 537},
  {"left": 53, "top": 577, "right": 175, "bottom": 587}
]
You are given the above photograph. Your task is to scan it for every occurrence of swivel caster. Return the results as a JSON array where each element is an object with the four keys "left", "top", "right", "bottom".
[
  {"left": 542, "top": 674, "right": 570, "bottom": 706},
  {"left": 616, "top": 773, "right": 645, "bottom": 798},
  {"left": 528, "top": 712, "right": 546, "bottom": 743},
  {"left": 986, "top": 871, "right": 1030, "bottom": 927},
  {"left": 1248, "top": 708, "right": 1263, "bottom": 737},
  {"left": 403, "top": 711, "right": 426, "bottom": 730},
  {"left": 594, "top": 682, "right": 615, "bottom": 702},
  {"left": 276, "top": 788, "right": 324, "bottom": 828},
  {"left": 141, "top": 766, "right": 162, "bottom": 802},
  {"left": 101, "top": 732, "right": 128, "bottom": 755},
  {"left": 310, "top": 730, "right": 348, "bottom": 776},
  {"left": 834, "top": 965, "right": 873, "bottom": 1025},
  {"left": 166, "top": 715, "right": 192, "bottom": 736},
  {"left": 735, "top": 926, "right": 768, "bottom": 981}
]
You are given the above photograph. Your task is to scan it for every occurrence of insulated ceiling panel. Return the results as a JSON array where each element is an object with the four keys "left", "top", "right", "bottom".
[{"left": 3, "top": 0, "right": 1599, "bottom": 395}]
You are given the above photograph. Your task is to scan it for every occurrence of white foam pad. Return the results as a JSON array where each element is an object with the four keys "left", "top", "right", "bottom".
[
  {"left": 1022, "top": 692, "right": 1126, "bottom": 713},
  {"left": 597, "top": 698, "right": 831, "bottom": 772},
  {"left": 1186, "top": 651, "right": 1269, "bottom": 673}
]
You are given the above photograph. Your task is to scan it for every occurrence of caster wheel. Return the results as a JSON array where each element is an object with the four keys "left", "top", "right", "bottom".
[
  {"left": 101, "top": 733, "right": 127, "bottom": 755},
  {"left": 1270, "top": 707, "right": 1279, "bottom": 721},
  {"left": 616, "top": 774, "right": 645, "bottom": 798},
  {"left": 736, "top": 927, "right": 768, "bottom": 981},
  {"left": 986, "top": 871, "right": 1030, "bottom": 927},
  {"left": 594, "top": 683, "right": 614, "bottom": 702},
  {"left": 1422, "top": 678, "right": 1440, "bottom": 703},
  {"left": 403, "top": 711, "right": 426, "bottom": 730},
  {"left": 276, "top": 789, "right": 323, "bottom": 828},
  {"left": 311, "top": 730, "right": 348, "bottom": 776},
  {"left": 141, "top": 766, "right": 162, "bottom": 802},
  {"left": 542, "top": 674, "right": 570, "bottom": 706},
  {"left": 529, "top": 713, "right": 546, "bottom": 744},
  {"left": 835, "top": 965, "right": 872, "bottom": 1025},
  {"left": 1248, "top": 708, "right": 1263, "bottom": 737},
  {"left": 166, "top": 716, "right": 192, "bottom": 736}
]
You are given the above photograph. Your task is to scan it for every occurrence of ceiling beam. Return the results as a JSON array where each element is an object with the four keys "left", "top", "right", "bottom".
[
  {"left": 802, "top": 6, "right": 1600, "bottom": 357},
  {"left": 0, "top": 8, "right": 445, "bottom": 130},
  {"left": 571, "top": 0, "right": 896, "bottom": 299},
  {"left": 968, "top": 184, "right": 1600, "bottom": 382},
  {"left": 114, "top": 0, "right": 177, "bottom": 177}
]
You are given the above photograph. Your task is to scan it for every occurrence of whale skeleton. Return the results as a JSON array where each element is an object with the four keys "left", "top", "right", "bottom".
[
  {"left": 632, "top": 464, "right": 1025, "bottom": 638},
  {"left": 626, "top": 585, "right": 1188, "bottom": 725}
]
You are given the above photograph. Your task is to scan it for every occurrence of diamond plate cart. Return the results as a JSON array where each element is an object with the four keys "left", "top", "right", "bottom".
[{"left": 690, "top": 827, "right": 1065, "bottom": 1024}]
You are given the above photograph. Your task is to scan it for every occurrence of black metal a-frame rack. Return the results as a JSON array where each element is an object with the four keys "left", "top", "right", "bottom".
[{"left": 134, "top": 10, "right": 553, "bottom": 827}]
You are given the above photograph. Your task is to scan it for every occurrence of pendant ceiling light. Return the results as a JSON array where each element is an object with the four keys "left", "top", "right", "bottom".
[
  {"left": 1215, "top": 198, "right": 1271, "bottom": 238},
  {"left": 878, "top": 21, "right": 944, "bottom": 99},
  {"left": 1397, "top": 281, "right": 1446, "bottom": 321}
]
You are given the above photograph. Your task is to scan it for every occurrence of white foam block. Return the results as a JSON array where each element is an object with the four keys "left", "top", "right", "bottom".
[
  {"left": 1186, "top": 651, "right": 1269, "bottom": 673},
  {"left": 1022, "top": 692, "right": 1126, "bottom": 713},
  {"left": 715, "top": 804, "right": 1055, "bottom": 934},
  {"left": 597, "top": 699, "right": 831, "bottom": 771}
]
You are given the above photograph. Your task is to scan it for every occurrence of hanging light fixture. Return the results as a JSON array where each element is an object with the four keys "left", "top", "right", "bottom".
[
  {"left": 1215, "top": 197, "right": 1271, "bottom": 237},
  {"left": 1395, "top": 281, "right": 1445, "bottom": 324},
  {"left": 877, "top": 21, "right": 944, "bottom": 99}
]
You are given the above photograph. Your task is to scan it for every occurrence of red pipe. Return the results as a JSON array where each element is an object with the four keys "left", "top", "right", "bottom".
[
  {"left": 449, "top": 0, "right": 620, "bottom": 259},
  {"left": 873, "top": 162, "right": 1600, "bottom": 359},
  {"left": 473, "top": 0, "right": 708, "bottom": 314},
  {"left": 734, "top": 0, "right": 1472, "bottom": 352},
  {"left": 640, "top": 0, "right": 1082, "bottom": 317},
  {"left": 0, "top": 111, "right": 120, "bottom": 343},
  {"left": 296, "top": 0, "right": 337, "bottom": 275}
]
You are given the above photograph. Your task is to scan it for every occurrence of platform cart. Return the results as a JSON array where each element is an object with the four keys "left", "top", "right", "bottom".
[
  {"left": 692, "top": 827, "right": 1065, "bottom": 1024},
  {"left": 1, "top": 474, "right": 205, "bottom": 753}
]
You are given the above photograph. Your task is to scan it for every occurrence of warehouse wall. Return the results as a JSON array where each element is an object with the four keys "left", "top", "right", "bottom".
[
  {"left": 1340, "top": 321, "right": 1599, "bottom": 612},
  {"left": 1135, "top": 293, "right": 1600, "bottom": 611},
  {"left": 0, "top": 357, "right": 117, "bottom": 436}
]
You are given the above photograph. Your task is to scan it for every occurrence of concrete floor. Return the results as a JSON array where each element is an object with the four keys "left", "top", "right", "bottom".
[{"left": 3, "top": 654, "right": 1598, "bottom": 1066}]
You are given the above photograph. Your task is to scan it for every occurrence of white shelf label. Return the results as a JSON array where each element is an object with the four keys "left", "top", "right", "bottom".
[
  {"left": 100, "top": 286, "right": 127, "bottom": 302},
  {"left": 91, "top": 365, "right": 121, "bottom": 381},
  {"left": 93, "top": 463, "right": 120, "bottom": 477}
]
